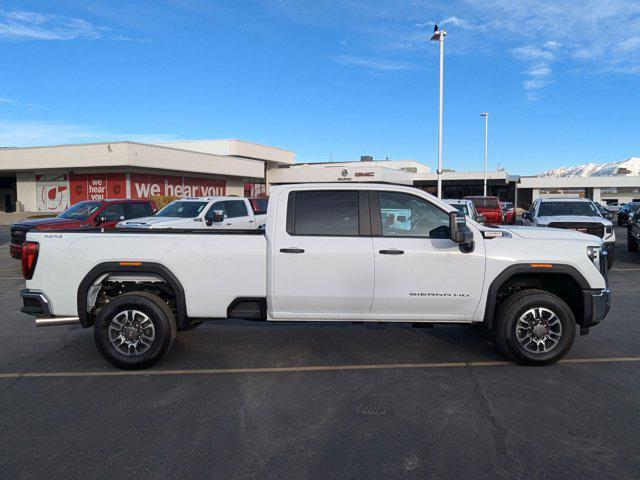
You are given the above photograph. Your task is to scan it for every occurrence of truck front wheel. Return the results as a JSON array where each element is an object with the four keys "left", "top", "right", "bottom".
[
  {"left": 495, "top": 289, "right": 576, "bottom": 366},
  {"left": 94, "top": 291, "right": 177, "bottom": 370}
]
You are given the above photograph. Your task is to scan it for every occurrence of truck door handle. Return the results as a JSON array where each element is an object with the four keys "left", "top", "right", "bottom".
[
  {"left": 379, "top": 249, "right": 404, "bottom": 255},
  {"left": 280, "top": 248, "right": 305, "bottom": 254}
]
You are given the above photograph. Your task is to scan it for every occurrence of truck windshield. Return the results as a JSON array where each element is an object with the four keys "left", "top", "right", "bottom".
[
  {"left": 58, "top": 202, "right": 102, "bottom": 220},
  {"left": 470, "top": 198, "right": 499, "bottom": 209},
  {"left": 156, "top": 201, "right": 208, "bottom": 218},
  {"left": 538, "top": 201, "right": 598, "bottom": 217}
]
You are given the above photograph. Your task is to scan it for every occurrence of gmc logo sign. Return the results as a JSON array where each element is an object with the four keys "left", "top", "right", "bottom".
[{"left": 354, "top": 172, "right": 374, "bottom": 177}]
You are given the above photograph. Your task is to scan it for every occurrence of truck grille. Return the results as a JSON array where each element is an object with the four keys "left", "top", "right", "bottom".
[
  {"left": 10, "top": 226, "right": 30, "bottom": 246},
  {"left": 547, "top": 222, "right": 604, "bottom": 238}
]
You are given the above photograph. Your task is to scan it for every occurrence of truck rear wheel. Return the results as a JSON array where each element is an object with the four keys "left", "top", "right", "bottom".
[
  {"left": 94, "top": 291, "right": 177, "bottom": 370},
  {"left": 495, "top": 289, "right": 576, "bottom": 366}
]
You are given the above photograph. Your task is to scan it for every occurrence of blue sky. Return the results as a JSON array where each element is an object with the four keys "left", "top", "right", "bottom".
[{"left": 0, "top": 1, "right": 639, "bottom": 175}]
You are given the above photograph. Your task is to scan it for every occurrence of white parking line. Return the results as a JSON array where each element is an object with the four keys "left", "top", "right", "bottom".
[
  {"left": 0, "top": 356, "right": 638, "bottom": 379},
  {"left": 612, "top": 268, "right": 640, "bottom": 271}
]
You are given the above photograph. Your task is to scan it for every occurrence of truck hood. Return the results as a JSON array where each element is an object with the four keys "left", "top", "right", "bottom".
[
  {"left": 535, "top": 215, "right": 611, "bottom": 226},
  {"left": 117, "top": 216, "right": 198, "bottom": 228},
  {"left": 499, "top": 225, "right": 602, "bottom": 243},
  {"left": 12, "top": 217, "right": 85, "bottom": 230}
]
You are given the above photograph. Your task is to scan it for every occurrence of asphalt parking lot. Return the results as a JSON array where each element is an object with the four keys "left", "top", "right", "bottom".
[{"left": 1, "top": 226, "right": 639, "bottom": 479}]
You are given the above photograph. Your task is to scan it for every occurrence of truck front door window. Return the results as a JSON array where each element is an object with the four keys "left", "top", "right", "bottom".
[
  {"left": 224, "top": 200, "right": 249, "bottom": 218},
  {"left": 378, "top": 191, "right": 449, "bottom": 238},
  {"left": 102, "top": 204, "right": 125, "bottom": 221}
]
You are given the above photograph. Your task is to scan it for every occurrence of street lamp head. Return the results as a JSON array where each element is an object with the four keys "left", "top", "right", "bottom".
[
  {"left": 481, "top": 112, "right": 489, "bottom": 117},
  {"left": 430, "top": 27, "right": 446, "bottom": 41}
]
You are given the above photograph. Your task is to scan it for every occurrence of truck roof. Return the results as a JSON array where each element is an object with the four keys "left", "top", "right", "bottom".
[{"left": 539, "top": 198, "right": 593, "bottom": 202}]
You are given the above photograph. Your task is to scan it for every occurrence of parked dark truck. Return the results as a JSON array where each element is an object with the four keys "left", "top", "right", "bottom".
[{"left": 10, "top": 199, "right": 156, "bottom": 259}]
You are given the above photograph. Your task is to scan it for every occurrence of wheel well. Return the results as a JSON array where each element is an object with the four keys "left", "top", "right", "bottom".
[
  {"left": 88, "top": 274, "right": 176, "bottom": 324},
  {"left": 486, "top": 272, "right": 584, "bottom": 329},
  {"left": 78, "top": 263, "right": 189, "bottom": 329}
]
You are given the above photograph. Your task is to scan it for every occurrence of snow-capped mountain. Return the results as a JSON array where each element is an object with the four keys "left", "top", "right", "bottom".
[{"left": 538, "top": 157, "right": 640, "bottom": 177}]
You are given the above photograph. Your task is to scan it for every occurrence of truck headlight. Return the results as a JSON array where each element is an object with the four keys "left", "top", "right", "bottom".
[{"left": 587, "top": 246, "right": 601, "bottom": 260}]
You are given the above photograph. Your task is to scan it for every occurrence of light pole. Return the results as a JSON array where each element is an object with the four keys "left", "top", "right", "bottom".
[
  {"left": 431, "top": 26, "right": 446, "bottom": 198},
  {"left": 481, "top": 112, "right": 489, "bottom": 196}
]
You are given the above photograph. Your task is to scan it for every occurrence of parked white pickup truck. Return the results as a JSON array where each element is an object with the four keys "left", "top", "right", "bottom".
[
  {"left": 117, "top": 196, "right": 266, "bottom": 230},
  {"left": 522, "top": 197, "right": 615, "bottom": 269},
  {"left": 20, "top": 183, "right": 610, "bottom": 369}
]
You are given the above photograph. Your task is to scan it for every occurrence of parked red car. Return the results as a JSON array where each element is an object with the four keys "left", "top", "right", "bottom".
[
  {"left": 501, "top": 201, "right": 517, "bottom": 225},
  {"left": 465, "top": 196, "right": 504, "bottom": 225},
  {"left": 10, "top": 199, "right": 156, "bottom": 259}
]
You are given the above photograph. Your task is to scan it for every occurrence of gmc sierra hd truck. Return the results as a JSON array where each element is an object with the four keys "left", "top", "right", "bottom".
[{"left": 19, "top": 183, "right": 610, "bottom": 369}]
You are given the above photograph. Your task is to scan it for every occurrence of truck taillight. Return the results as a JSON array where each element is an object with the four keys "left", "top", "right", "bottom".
[{"left": 21, "top": 241, "right": 39, "bottom": 280}]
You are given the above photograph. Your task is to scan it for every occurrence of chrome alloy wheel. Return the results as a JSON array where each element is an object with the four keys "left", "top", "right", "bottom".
[
  {"left": 515, "top": 307, "right": 563, "bottom": 354},
  {"left": 108, "top": 310, "right": 156, "bottom": 356}
]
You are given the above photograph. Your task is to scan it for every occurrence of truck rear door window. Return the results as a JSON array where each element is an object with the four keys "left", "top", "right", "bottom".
[{"left": 290, "top": 191, "right": 359, "bottom": 236}]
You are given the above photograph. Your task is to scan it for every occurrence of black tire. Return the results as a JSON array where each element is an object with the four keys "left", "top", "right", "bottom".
[
  {"left": 628, "top": 235, "right": 639, "bottom": 252},
  {"left": 495, "top": 289, "right": 576, "bottom": 366},
  {"left": 94, "top": 291, "right": 177, "bottom": 370},
  {"left": 606, "top": 250, "right": 615, "bottom": 269}
]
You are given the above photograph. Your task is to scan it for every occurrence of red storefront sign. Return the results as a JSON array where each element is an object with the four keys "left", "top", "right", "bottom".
[
  {"left": 67, "top": 173, "right": 226, "bottom": 205},
  {"left": 130, "top": 174, "right": 225, "bottom": 199},
  {"left": 70, "top": 173, "right": 127, "bottom": 203}
]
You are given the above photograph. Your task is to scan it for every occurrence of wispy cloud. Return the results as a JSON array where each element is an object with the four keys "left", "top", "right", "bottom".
[
  {"left": 332, "top": 54, "right": 416, "bottom": 71},
  {"left": 0, "top": 97, "right": 16, "bottom": 105},
  {"left": 0, "top": 10, "right": 151, "bottom": 43},
  {"left": 111, "top": 34, "right": 152, "bottom": 44},
  {"left": 511, "top": 41, "right": 560, "bottom": 101},
  {"left": 0, "top": 10, "right": 106, "bottom": 41},
  {"left": 0, "top": 120, "right": 177, "bottom": 147}
]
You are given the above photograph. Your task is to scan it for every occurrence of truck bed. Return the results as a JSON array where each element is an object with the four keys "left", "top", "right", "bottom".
[{"left": 26, "top": 229, "right": 267, "bottom": 318}]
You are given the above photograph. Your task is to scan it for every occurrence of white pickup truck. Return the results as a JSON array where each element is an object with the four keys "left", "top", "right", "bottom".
[
  {"left": 19, "top": 183, "right": 610, "bottom": 369},
  {"left": 117, "top": 196, "right": 266, "bottom": 230}
]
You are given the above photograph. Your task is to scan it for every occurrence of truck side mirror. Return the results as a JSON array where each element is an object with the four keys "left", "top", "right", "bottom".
[
  {"left": 206, "top": 209, "right": 225, "bottom": 226},
  {"left": 522, "top": 212, "right": 531, "bottom": 220},
  {"left": 449, "top": 211, "right": 474, "bottom": 253},
  {"left": 95, "top": 215, "right": 107, "bottom": 225},
  {"left": 475, "top": 214, "right": 485, "bottom": 224}
]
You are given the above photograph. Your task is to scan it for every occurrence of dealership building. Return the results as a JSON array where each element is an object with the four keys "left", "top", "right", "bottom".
[
  {"left": 0, "top": 139, "right": 294, "bottom": 213},
  {"left": 1, "top": 139, "right": 638, "bottom": 213},
  {"left": 270, "top": 156, "right": 640, "bottom": 207}
]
